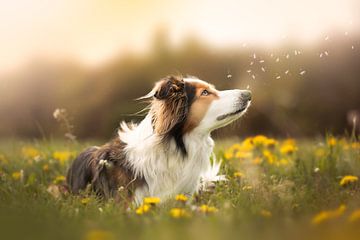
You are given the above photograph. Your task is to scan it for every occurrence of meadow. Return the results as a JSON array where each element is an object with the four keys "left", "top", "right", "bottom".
[{"left": 0, "top": 135, "right": 360, "bottom": 240}]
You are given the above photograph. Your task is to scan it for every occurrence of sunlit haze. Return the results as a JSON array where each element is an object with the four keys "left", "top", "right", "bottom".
[{"left": 0, "top": 0, "right": 359, "bottom": 73}]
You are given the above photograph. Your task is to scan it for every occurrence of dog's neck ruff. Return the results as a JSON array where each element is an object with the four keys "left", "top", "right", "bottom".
[{"left": 118, "top": 114, "right": 213, "bottom": 205}]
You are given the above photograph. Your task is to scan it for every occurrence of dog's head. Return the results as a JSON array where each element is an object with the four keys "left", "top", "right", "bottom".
[{"left": 145, "top": 75, "right": 251, "bottom": 154}]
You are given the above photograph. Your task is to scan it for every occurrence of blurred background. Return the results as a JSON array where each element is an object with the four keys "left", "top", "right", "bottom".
[{"left": 0, "top": 0, "right": 359, "bottom": 140}]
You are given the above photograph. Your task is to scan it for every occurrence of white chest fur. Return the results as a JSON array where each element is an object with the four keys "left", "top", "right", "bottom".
[{"left": 118, "top": 116, "right": 214, "bottom": 205}]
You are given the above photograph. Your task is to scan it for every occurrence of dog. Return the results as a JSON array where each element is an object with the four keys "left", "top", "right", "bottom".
[{"left": 66, "top": 75, "right": 251, "bottom": 205}]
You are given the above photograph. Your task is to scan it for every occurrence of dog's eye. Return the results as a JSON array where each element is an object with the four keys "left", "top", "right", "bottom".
[{"left": 201, "top": 90, "right": 210, "bottom": 96}]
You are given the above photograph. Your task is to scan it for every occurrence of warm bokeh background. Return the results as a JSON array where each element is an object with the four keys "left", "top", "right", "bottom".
[{"left": 1, "top": 0, "right": 359, "bottom": 140}]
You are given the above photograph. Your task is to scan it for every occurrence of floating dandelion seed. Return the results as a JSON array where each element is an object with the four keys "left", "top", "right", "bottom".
[
  {"left": 250, "top": 61, "right": 254, "bottom": 65},
  {"left": 259, "top": 60, "right": 264, "bottom": 63},
  {"left": 261, "top": 67, "right": 265, "bottom": 72},
  {"left": 227, "top": 74, "right": 232, "bottom": 79},
  {"left": 286, "top": 54, "right": 290, "bottom": 59},
  {"left": 294, "top": 50, "right": 298, "bottom": 55},
  {"left": 276, "top": 76, "right": 281, "bottom": 79},
  {"left": 300, "top": 70, "right": 306, "bottom": 75},
  {"left": 285, "top": 70, "right": 289, "bottom": 75},
  {"left": 325, "top": 36, "right": 329, "bottom": 41},
  {"left": 270, "top": 53, "right": 274, "bottom": 58},
  {"left": 253, "top": 53, "right": 256, "bottom": 59},
  {"left": 352, "top": 45, "right": 355, "bottom": 50},
  {"left": 252, "top": 74, "right": 256, "bottom": 79},
  {"left": 320, "top": 53, "right": 323, "bottom": 58},
  {"left": 324, "top": 51, "right": 329, "bottom": 56},
  {"left": 247, "top": 69, "right": 252, "bottom": 73},
  {"left": 246, "top": 85, "right": 250, "bottom": 89},
  {"left": 276, "top": 57, "right": 280, "bottom": 62}
]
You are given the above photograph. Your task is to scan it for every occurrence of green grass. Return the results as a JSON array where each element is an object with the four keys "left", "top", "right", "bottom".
[{"left": 0, "top": 136, "right": 360, "bottom": 240}]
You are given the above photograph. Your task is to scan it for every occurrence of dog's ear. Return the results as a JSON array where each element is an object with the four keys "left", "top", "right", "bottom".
[{"left": 154, "top": 76, "right": 185, "bottom": 100}]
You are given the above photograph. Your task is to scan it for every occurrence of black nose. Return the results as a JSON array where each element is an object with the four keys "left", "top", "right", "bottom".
[{"left": 241, "top": 90, "right": 252, "bottom": 101}]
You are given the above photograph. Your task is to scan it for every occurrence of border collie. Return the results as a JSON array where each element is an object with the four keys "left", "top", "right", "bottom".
[{"left": 67, "top": 75, "right": 251, "bottom": 205}]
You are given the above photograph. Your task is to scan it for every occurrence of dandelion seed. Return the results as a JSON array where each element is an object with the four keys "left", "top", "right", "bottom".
[
  {"left": 259, "top": 59, "right": 264, "bottom": 63},
  {"left": 314, "top": 167, "right": 320, "bottom": 173},
  {"left": 246, "top": 85, "right": 250, "bottom": 89},
  {"left": 252, "top": 74, "right": 256, "bottom": 80},
  {"left": 261, "top": 67, "right": 265, "bottom": 72},
  {"left": 253, "top": 53, "right": 256, "bottom": 59},
  {"left": 270, "top": 53, "right": 274, "bottom": 58},
  {"left": 276, "top": 76, "right": 281, "bottom": 79},
  {"left": 299, "top": 70, "right": 306, "bottom": 75},
  {"left": 285, "top": 70, "right": 289, "bottom": 75},
  {"left": 286, "top": 54, "right": 290, "bottom": 59},
  {"left": 276, "top": 57, "right": 280, "bottom": 62},
  {"left": 352, "top": 45, "right": 354, "bottom": 50},
  {"left": 324, "top": 51, "right": 329, "bottom": 56},
  {"left": 247, "top": 69, "right": 252, "bottom": 73},
  {"left": 227, "top": 74, "right": 232, "bottom": 78},
  {"left": 294, "top": 50, "right": 298, "bottom": 55},
  {"left": 250, "top": 61, "right": 254, "bottom": 65},
  {"left": 325, "top": 36, "right": 329, "bottom": 41},
  {"left": 320, "top": 53, "right": 323, "bottom": 58}
]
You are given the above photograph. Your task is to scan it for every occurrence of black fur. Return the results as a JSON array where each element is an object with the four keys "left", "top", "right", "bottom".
[
  {"left": 66, "top": 146, "right": 98, "bottom": 194},
  {"left": 169, "top": 82, "right": 197, "bottom": 155}
]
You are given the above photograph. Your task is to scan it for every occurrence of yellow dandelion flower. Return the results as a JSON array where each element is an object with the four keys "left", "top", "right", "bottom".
[
  {"left": 339, "top": 175, "right": 358, "bottom": 186},
  {"left": 224, "top": 151, "right": 234, "bottom": 159},
  {"left": 42, "top": 164, "right": 49, "bottom": 172},
  {"left": 235, "top": 151, "right": 252, "bottom": 159},
  {"left": 22, "top": 146, "right": 40, "bottom": 159},
  {"left": 12, "top": 171, "right": 22, "bottom": 180},
  {"left": 136, "top": 204, "right": 151, "bottom": 215},
  {"left": 53, "top": 175, "right": 66, "bottom": 184},
  {"left": 263, "top": 150, "right": 276, "bottom": 164},
  {"left": 311, "top": 204, "right": 346, "bottom": 225},
  {"left": 327, "top": 137, "right": 337, "bottom": 146},
  {"left": 348, "top": 209, "right": 360, "bottom": 222},
  {"left": 85, "top": 229, "right": 115, "bottom": 240},
  {"left": 265, "top": 138, "right": 277, "bottom": 148},
  {"left": 144, "top": 197, "right": 161, "bottom": 205},
  {"left": 170, "top": 208, "right": 190, "bottom": 218},
  {"left": 242, "top": 185, "right": 253, "bottom": 191},
  {"left": 315, "top": 148, "right": 326, "bottom": 157},
  {"left": 199, "top": 204, "right": 218, "bottom": 214},
  {"left": 233, "top": 171, "right": 244, "bottom": 178},
  {"left": 81, "top": 197, "right": 91, "bottom": 205},
  {"left": 53, "top": 151, "right": 74, "bottom": 165},
  {"left": 252, "top": 135, "right": 268, "bottom": 146},
  {"left": 280, "top": 144, "right": 298, "bottom": 155},
  {"left": 260, "top": 209, "right": 272, "bottom": 218},
  {"left": 175, "top": 194, "right": 188, "bottom": 202}
]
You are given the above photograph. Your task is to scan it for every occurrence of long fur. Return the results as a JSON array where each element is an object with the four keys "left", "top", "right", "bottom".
[{"left": 66, "top": 75, "right": 251, "bottom": 205}]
